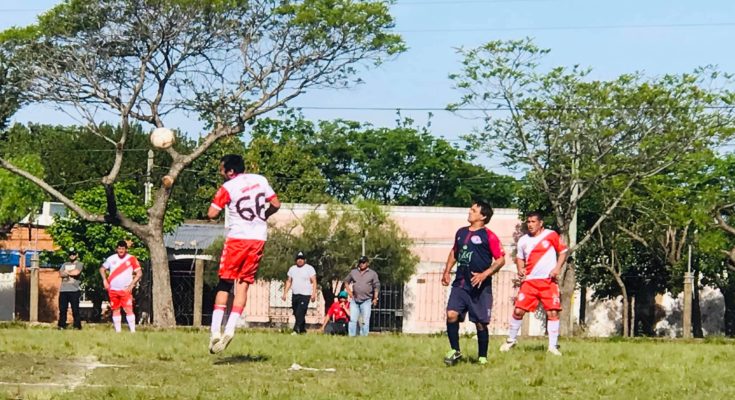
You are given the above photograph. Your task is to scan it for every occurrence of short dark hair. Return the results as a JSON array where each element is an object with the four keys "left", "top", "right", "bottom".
[
  {"left": 473, "top": 199, "right": 494, "bottom": 224},
  {"left": 526, "top": 211, "right": 544, "bottom": 221},
  {"left": 220, "top": 154, "right": 245, "bottom": 174},
  {"left": 116, "top": 240, "right": 128, "bottom": 248}
]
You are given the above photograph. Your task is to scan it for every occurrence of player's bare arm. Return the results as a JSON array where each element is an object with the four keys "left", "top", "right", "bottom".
[
  {"left": 549, "top": 250, "right": 568, "bottom": 280},
  {"left": 206, "top": 204, "right": 221, "bottom": 220},
  {"left": 264, "top": 197, "right": 281, "bottom": 220},
  {"left": 441, "top": 250, "right": 456, "bottom": 286},
  {"left": 515, "top": 257, "right": 526, "bottom": 280},
  {"left": 99, "top": 267, "right": 109, "bottom": 289},
  {"left": 68, "top": 268, "right": 81, "bottom": 277},
  {"left": 310, "top": 275, "right": 318, "bottom": 302},
  {"left": 127, "top": 268, "right": 142, "bottom": 293}
]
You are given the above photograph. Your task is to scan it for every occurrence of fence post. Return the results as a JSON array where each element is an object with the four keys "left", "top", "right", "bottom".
[
  {"left": 193, "top": 258, "right": 204, "bottom": 328},
  {"left": 682, "top": 272, "right": 693, "bottom": 339},
  {"left": 29, "top": 253, "right": 39, "bottom": 323}
]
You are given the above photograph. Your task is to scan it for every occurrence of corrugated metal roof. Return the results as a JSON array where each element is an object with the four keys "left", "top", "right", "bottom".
[{"left": 164, "top": 223, "right": 225, "bottom": 250}]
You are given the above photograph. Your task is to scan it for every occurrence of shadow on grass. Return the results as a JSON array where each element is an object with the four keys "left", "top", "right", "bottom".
[{"left": 213, "top": 354, "right": 270, "bottom": 365}]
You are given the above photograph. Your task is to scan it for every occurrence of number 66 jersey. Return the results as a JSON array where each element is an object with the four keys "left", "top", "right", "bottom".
[{"left": 210, "top": 173, "right": 278, "bottom": 241}]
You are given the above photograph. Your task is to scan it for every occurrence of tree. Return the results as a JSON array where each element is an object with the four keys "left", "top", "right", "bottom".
[
  {"left": 0, "top": 47, "right": 23, "bottom": 131},
  {"left": 255, "top": 201, "right": 418, "bottom": 309},
  {"left": 0, "top": 0, "right": 404, "bottom": 326},
  {"left": 0, "top": 154, "right": 46, "bottom": 235},
  {"left": 449, "top": 38, "right": 735, "bottom": 334},
  {"left": 46, "top": 182, "right": 183, "bottom": 320}
]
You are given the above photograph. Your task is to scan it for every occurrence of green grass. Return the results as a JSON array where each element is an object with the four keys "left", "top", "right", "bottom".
[{"left": 1, "top": 323, "right": 734, "bottom": 399}]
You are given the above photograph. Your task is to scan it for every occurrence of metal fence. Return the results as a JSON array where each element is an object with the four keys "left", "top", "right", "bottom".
[{"left": 370, "top": 283, "right": 404, "bottom": 332}]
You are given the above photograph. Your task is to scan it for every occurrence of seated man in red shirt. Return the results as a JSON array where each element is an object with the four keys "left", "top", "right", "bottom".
[{"left": 321, "top": 291, "right": 350, "bottom": 335}]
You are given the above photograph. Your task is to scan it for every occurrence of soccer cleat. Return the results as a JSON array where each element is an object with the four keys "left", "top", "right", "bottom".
[
  {"left": 208, "top": 333, "right": 222, "bottom": 354},
  {"left": 499, "top": 339, "right": 516, "bottom": 352},
  {"left": 443, "top": 349, "right": 462, "bottom": 366},
  {"left": 547, "top": 346, "right": 562, "bottom": 356},
  {"left": 478, "top": 357, "right": 488, "bottom": 365},
  {"left": 212, "top": 333, "right": 234, "bottom": 354}
]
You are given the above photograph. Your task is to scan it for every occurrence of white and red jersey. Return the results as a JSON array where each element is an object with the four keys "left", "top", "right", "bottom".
[
  {"left": 516, "top": 229, "right": 568, "bottom": 280},
  {"left": 211, "top": 173, "right": 277, "bottom": 241},
  {"left": 102, "top": 253, "right": 141, "bottom": 291}
]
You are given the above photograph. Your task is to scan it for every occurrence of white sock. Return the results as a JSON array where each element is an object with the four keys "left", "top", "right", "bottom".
[
  {"left": 211, "top": 305, "right": 225, "bottom": 335},
  {"left": 126, "top": 314, "right": 136, "bottom": 332},
  {"left": 508, "top": 317, "right": 523, "bottom": 342},
  {"left": 112, "top": 315, "right": 122, "bottom": 333},
  {"left": 548, "top": 320, "right": 560, "bottom": 349},
  {"left": 224, "top": 308, "right": 242, "bottom": 336}
]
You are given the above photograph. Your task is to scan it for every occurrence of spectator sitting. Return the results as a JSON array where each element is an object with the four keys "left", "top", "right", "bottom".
[{"left": 321, "top": 291, "right": 350, "bottom": 335}]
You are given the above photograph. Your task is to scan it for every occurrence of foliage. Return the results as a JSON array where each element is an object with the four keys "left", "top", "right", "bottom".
[{"left": 0, "top": 154, "right": 46, "bottom": 229}]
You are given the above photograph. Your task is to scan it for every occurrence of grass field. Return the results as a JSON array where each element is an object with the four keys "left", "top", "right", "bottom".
[{"left": 1, "top": 323, "right": 734, "bottom": 399}]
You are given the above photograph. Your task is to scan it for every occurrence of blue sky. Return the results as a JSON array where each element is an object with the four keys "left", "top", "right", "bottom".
[{"left": 2, "top": 0, "right": 735, "bottom": 166}]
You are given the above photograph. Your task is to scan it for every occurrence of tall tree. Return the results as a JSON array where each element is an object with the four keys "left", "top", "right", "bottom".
[
  {"left": 0, "top": 154, "right": 46, "bottom": 234},
  {"left": 449, "top": 38, "right": 735, "bottom": 334},
  {"left": 0, "top": 0, "right": 404, "bottom": 326}
]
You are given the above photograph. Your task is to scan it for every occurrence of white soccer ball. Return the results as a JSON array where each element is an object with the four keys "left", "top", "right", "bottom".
[{"left": 150, "top": 127, "right": 175, "bottom": 149}]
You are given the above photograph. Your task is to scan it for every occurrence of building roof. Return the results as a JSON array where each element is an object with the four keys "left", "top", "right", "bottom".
[{"left": 164, "top": 223, "right": 224, "bottom": 250}]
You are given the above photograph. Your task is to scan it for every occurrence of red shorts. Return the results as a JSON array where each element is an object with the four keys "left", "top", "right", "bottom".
[
  {"left": 514, "top": 279, "right": 562, "bottom": 312},
  {"left": 108, "top": 289, "right": 133, "bottom": 311},
  {"left": 219, "top": 238, "right": 265, "bottom": 284}
]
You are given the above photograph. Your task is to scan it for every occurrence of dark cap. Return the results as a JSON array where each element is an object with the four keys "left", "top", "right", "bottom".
[
  {"left": 68, "top": 248, "right": 77, "bottom": 256},
  {"left": 358, "top": 255, "right": 369, "bottom": 263},
  {"left": 116, "top": 240, "right": 128, "bottom": 248},
  {"left": 295, "top": 251, "right": 305, "bottom": 260}
]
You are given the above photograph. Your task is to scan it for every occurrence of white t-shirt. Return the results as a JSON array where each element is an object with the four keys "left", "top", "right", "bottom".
[
  {"left": 210, "top": 173, "right": 277, "bottom": 241},
  {"left": 516, "top": 229, "right": 568, "bottom": 280},
  {"left": 102, "top": 253, "right": 141, "bottom": 290},
  {"left": 287, "top": 264, "right": 316, "bottom": 296}
]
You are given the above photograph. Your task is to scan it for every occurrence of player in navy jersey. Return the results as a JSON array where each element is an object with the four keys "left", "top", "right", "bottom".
[{"left": 441, "top": 200, "right": 506, "bottom": 366}]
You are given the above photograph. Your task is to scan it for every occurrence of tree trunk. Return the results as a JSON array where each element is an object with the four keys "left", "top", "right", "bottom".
[
  {"left": 146, "top": 236, "right": 176, "bottom": 327},
  {"left": 560, "top": 260, "right": 576, "bottom": 336},
  {"left": 634, "top": 284, "right": 656, "bottom": 336},
  {"left": 622, "top": 294, "right": 630, "bottom": 337},
  {"left": 722, "top": 277, "right": 735, "bottom": 337},
  {"left": 321, "top": 284, "right": 335, "bottom": 313}
]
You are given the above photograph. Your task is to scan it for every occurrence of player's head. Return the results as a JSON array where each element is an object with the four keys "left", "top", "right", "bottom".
[
  {"left": 338, "top": 290, "right": 348, "bottom": 302},
  {"left": 68, "top": 248, "right": 78, "bottom": 260},
  {"left": 469, "top": 199, "right": 493, "bottom": 225},
  {"left": 525, "top": 211, "right": 544, "bottom": 235},
  {"left": 116, "top": 240, "right": 128, "bottom": 257},
  {"left": 358, "top": 255, "right": 369, "bottom": 270},
  {"left": 219, "top": 154, "right": 245, "bottom": 180},
  {"left": 295, "top": 251, "right": 306, "bottom": 266}
]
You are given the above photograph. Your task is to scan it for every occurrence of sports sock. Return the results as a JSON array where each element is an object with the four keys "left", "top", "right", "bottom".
[
  {"left": 125, "top": 313, "right": 136, "bottom": 332},
  {"left": 548, "top": 319, "right": 560, "bottom": 349},
  {"left": 508, "top": 315, "right": 523, "bottom": 341},
  {"left": 211, "top": 304, "right": 226, "bottom": 335},
  {"left": 477, "top": 328, "right": 489, "bottom": 358},
  {"left": 224, "top": 306, "right": 243, "bottom": 336},
  {"left": 112, "top": 314, "right": 122, "bottom": 333},
  {"left": 447, "top": 321, "right": 460, "bottom": 352}
]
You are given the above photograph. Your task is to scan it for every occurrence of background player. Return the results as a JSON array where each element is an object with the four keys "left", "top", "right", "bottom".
[{"left": 99, "top": 240, "right": 142, "bottom": 333}]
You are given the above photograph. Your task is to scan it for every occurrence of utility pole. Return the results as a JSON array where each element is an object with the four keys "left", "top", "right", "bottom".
[
  {"left": 144, "top": 149, "right": 154, "bottom": 205},
  {"left": 29, "top": 253, "right": 39, "bottom": 323},
  {"left": 683, "top": 244, "right": 693, "bottom": 339}
]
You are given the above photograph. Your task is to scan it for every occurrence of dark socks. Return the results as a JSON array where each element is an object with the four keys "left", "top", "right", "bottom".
[
  {"left": 447, "top": 321, "right": 460, "bottom": 351},
  {"left": 477, "top": 328, "right": 489, "bottom": 358}
]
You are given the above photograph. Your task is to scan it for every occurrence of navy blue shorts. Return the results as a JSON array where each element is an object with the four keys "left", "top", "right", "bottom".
[{"left": 446, "top": 286, "right": 493, "bottom": 324}]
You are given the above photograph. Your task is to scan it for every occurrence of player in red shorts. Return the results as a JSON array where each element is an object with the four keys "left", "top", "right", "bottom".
[
  {"left": 207, "top": 154, "right": 280, "bottom": 354},
  {"left": 99, "top": 240, "right": 142, "bottom": 333},
  {"left": 500, "top": 211, "right": 568, "bottom": 356}
]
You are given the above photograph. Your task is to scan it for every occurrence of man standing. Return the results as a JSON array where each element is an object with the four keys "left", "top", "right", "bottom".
[
  {"left": 99, "top": 241, "right": 142, "bottom": 333},
  {"left": 500, "top": 211, "right": 568, "bottom": 356},
  {"left": 207, "top": 154, "right": 280, "bottom": 354},
  {"left": 58, "top": 248, "right": 83, "bottom": 330},
  {"left": 441, "top": 200, "right": 506, "bottom": 366},
  {"left": 344, "top": 256, "right": 380, "bottom": 336},
  {"left": 281, "top": 251, "right": 317, "bottom": 334}
]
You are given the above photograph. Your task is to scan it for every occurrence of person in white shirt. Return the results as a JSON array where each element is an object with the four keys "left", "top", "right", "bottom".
[
  {"left": 207, "top": 154, "right": 280, "bottom": 354},
  {"left": 99, "top": 241, "right": 142, "bottom": 333},
  {"left": 281, "top": 251, "right": 318, "bottom": 334}
]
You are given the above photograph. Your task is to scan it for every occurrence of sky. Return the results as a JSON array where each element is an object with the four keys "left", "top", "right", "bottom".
[{"left": 2, "top": 0, "right": 735, "bottom": 169}]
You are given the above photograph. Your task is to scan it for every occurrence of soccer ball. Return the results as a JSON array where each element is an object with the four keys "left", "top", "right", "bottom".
[{"left": 150, "top": 127, "right": 175, "bottom": 149}]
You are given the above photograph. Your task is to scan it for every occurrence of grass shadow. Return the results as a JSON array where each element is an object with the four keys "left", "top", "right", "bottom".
[{"left": 213, "top": 354, "right": 270, "bottom": 365}]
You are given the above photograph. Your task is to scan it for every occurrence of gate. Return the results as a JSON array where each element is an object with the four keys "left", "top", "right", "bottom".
[{"left": 370, "top": 283, "right": 404, "bottom": 332}]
